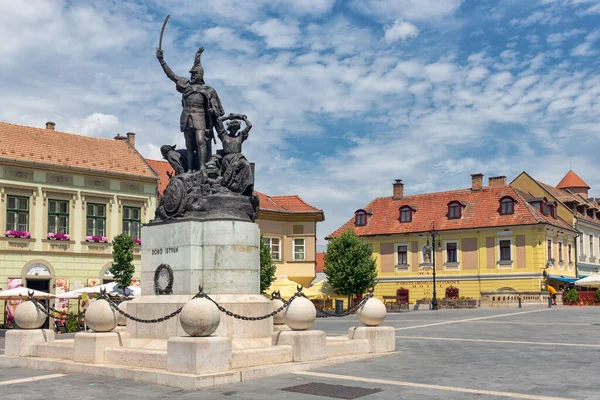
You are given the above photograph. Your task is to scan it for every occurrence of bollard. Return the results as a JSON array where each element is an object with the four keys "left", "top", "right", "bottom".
[
  {"left": 548, "top": 296, "right": 552, "bottom": 308},
  {"left": 518, "top": 297, "right": 522, "bottom": 308}
]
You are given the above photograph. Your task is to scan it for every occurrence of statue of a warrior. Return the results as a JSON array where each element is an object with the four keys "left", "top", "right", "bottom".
[{"left": 156, "top": 46, "right": 224, "bottom": 171}]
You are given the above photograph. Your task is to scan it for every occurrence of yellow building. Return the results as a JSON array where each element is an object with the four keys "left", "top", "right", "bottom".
[
  {"left": 512, "top": 171, "right": 600, "bottom": 280},
  {"left": 0, "top": 121, "right": 158, "bottom": 322},
  {"left": 328, "top": 174, "right": 577, "bottom": 303},
  {"left": 146, "top": 159, "right": 325, "bottom": 288}
]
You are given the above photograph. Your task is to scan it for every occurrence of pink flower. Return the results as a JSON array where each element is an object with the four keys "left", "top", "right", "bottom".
[
  {"left": 5, "top": 230, "right": 31, "bottom": 238},
  {"left": 133, "top": 237, "right": 142, "bottom": 245},
  {"left": 47, "top": 232, "right": 70, "bottom": 241},
  {"left": 86, "top": 235, "right": 107, "bottom": 243}
]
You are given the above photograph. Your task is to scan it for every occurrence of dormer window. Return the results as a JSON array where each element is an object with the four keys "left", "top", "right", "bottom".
[
  {"left": 448, "top": 201, "right": 462, "bottom": 219},
  {"left": 500, "top": 197, "right": 515, "bottom": 215},
  {"left": 547, "top": 203, "right": 556, "bottom": 218},
  {"left": 399, "top": 205, "right": 416, "bottom": 223},
  {"left": 354, "top": 209, "right": 371, "bottom": 226}
]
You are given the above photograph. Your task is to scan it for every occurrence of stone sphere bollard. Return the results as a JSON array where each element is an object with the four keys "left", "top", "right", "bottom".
[
  {"left": 179, "top": 297, "right": 221, "bottom": 337},
  {"left": 117, "top": 301, "right": 128, "bottom": 326},
  {"left": 14, "top": 300, "right": 45, "bottom": 329},
  {"left": 86, "top": 299, "right": 119, "bottom": 332},
  {"left": 356, "top": 297, "right": 387, "bottom": 326},
  {"left": 285, "top": 297, "right": 316, "bottom": 330},
  {"left": 272, "top": 299, "right": 286, "bottom": 325}
]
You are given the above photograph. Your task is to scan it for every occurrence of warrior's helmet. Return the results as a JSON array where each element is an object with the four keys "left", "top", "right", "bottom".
[{"left": 189, "top": 46, "right": 205, "bottom": 83}]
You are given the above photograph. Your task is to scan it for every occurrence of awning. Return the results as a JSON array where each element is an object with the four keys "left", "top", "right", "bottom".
[{"left": 547, "top": 275, "right": 579, "bottom": 283}]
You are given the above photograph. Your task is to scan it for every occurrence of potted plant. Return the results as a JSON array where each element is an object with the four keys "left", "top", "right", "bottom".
[
  {"left": 86, "top": 235, "right": 108, "bottom": 243},
  {"left": 546, "top": 258, "right": 556, "bottom": 267},
  {"left": 133, "top": 237, "right": 142, "bottom": 245},
  {"left": 5, "top": 230, "right": 31, "bottom": 238},
  {"left": 47, "top": 232, "right": 70, "bottom": 241}
]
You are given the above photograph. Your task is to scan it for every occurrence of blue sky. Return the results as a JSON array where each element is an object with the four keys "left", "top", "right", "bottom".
[{"left": 1, "top": 0, "right": 599, "bottom": 247}]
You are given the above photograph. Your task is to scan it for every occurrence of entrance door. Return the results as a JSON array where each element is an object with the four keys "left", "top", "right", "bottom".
[{"left": 25, "top": 279, "right": 51, "bottom": 329}]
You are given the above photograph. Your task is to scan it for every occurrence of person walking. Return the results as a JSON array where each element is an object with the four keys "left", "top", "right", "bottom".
[{"left": 547, "top": 284, "right": 558, "bottom": 305}]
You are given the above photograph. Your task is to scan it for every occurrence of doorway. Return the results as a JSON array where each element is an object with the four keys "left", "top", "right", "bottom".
[{"left": 25, "top": 279, "right": 51, "bottom": 329}]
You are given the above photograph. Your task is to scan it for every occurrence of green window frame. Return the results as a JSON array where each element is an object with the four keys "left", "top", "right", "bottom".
[
  {"left": 293, "top": 238, "right": 305, "bottom": 261},
  {"left": 6, "top": 195, "right": 29, "bottom": 232},
  {"left": 48, "top": 199, "right": 69, "bottom": 234},
  {"left": 122, "top": 206, "right": 141, "bottom": 239},
  {"left": 86, "top": 203, "right": 106, "bottom": 237}
]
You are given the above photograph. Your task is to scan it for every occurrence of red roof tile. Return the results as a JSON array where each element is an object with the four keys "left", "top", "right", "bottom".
[
  {"left": 145, "top": 159, "right": 323, "bottom": 216},
  {"left": 557, "top": 170, "right": 590, "bottom": 189},
  {"left": 329, "top": 185, "right": 575, "bottom": 238},
  {"left": 0, "top": 121, "right": 156, "bottom": 178},
  {"left": 316, "top": 252, "right": 325, "bottom": 273}
]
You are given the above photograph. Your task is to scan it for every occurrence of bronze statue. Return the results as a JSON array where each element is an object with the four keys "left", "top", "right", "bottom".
[
  {"left": 216, "top": 114, "right": 254, "bottom": 195},
  {"left": 156, "top": 16, "right": 224, "bottom": 171}
]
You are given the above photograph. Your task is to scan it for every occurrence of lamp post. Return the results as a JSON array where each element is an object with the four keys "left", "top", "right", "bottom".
[{"left": 427, "top": 225, "right": 440, "bottom": 311}]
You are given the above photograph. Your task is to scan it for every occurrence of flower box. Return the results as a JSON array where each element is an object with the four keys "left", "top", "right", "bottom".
[
  {"left": 47, "top": 232, "right": 70, "bottom": 241},
  {"left": 134, "top": 237, "right": 142, "bottom": 245},
  {"left": 5, "top": 230, "right": 31, "bottom": 239},
  {"left": 86, "top": 235, "right": 108, "bottom": 243}
]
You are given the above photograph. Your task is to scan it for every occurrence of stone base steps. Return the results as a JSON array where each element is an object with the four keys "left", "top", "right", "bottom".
[
  {"left": 105, "top": 347, "right": 167, "bottom": 370},
  {"left": 32, "top": 340, "right": 74, "bottom": 360},
  {"left": 325, "top": 336, "right": 370, "bottom": 358},
  {"left": 232, "top": 345, "right": 292, "bottom": 369}
]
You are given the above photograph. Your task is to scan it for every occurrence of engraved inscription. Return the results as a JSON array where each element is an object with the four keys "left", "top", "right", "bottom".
[
  {"left": 47, "top": 173, "right": 73, "bottom": 186},
  {"left": 152, "top": 247, "right": 179, "bottom": 255},
  {"left": 84, "top": 177, "right": 108, "bottom": 188},
  {"left": 120, "top": 181, "right": 143, "bottom": 193}
]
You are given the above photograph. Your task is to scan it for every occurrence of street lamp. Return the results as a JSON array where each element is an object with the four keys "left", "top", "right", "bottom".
[{"left": 426, "top": 224, "right": 441, "bottom": 311}]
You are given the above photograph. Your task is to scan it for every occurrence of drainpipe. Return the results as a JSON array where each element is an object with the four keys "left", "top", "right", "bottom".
[{"left": 574, "top": 230, "right": 581, "bottom": 279}]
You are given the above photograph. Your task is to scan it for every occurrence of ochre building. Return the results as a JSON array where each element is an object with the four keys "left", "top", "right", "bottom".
[
  {"left": 0, "top": 121, "right": 158, "bottom": 321},
  {"left": 329, "top": 174, "right": 577, "bottom": 303}
]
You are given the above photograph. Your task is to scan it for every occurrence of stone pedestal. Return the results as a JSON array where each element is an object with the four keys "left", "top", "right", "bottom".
[
  {"left": 348, "top": 326, "right": 395, "bottom": 353},
  {"left": 167, "top": 336, "right": 232, "bottom": 374},
  {"left": 141, "top": 220, "right": 260, "bottom": 295},
  {"left": 5, "top": 329, "right": 55, "bottom": 357},
  {"left": 273, "top": 330, "right": 326, "bottom": 362},
  {"left": 74, "top": 332, "right": 127, "bottom": 364},
  {"left": 129, "top": 220, "right": 271, "bottom": 343}
]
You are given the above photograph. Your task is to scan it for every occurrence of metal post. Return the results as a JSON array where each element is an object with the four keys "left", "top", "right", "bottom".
[
  {"left": 431, "top": 231, "right": 438, "bottom": 311},
  {"left": 518, "top": 297, "right": 522, "bottom": 308},
  {"left": 548, "top": 296, "right": 552, "bottom": 308}
]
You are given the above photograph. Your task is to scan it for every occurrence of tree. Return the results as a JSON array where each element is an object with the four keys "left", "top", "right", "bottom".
[
  {"left": 324, "top": 229, "right": 377, "bottom": 306},
  {"left": 260, "top": 235, "right": 277, "bottom": 294},
  {"left": 110, "top": 233, "right": 135, "bottom": 291}
]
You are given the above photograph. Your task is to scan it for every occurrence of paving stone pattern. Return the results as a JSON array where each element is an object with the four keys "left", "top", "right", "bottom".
[{"left": 1, "top": 306, "right": 600, "bottom": 399}]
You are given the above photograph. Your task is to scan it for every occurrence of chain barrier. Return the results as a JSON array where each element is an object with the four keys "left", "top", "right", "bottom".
[
  {"left": 27, "top": 291, "right": 85, "bottom": 321},
  {"left": 99, "top": 288, "right": 191, "bottom": 324},
  {"left": 313, "top": 289, "right": 374, "bottom": 318}
]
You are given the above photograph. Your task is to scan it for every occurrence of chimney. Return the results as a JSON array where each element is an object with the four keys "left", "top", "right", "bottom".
[
  {"left": 393, "top": 179, "right": 404, "bottom": 200},
  {"left": 126, "top": 132, "right": 136, "bottom": 148},
  {"left": 471, "top": 173, "right": 483, "bottom": 191},
  {"left": 45, "top": 121, "right": 56, "bottom": 130},
  {"left": 489, "top": 176, "right": 507, "bottom": 187}
]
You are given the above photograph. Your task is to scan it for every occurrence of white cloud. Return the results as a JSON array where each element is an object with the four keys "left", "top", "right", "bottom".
[
  {"left": 350, "top": 0, "right": 463, "bottom": 22},
  {"left": 203, "top": 27, "right": 255, "bottom": 52},
  {"left": 547, "top": 28, "right": 586, "bottom": 44},
  {"left": 384, "top": 20, "right": 419, "bottom": 42},
  {"left": 250, "top": 19, "right": 300, "bottom": 48},
  {"left": 67, "top": 113, "right": 121, "bottom": 138},
  {"left": 571, "top": 30, "right": 600, "bottom": 56}
]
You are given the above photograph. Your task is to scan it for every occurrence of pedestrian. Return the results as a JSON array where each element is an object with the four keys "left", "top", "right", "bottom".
[{"left": 547, "top": 284, "right": 558, "bottom": 305}]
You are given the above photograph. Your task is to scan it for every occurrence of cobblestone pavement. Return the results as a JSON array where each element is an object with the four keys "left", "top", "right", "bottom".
[{"left": 1, "top": 306, "right": 600, "bottom": 399}]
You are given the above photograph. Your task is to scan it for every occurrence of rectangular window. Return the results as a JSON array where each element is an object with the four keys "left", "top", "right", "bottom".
[
  {"left": 293, "top": 238, "right": 305, "bottom": 261},
  {"left": 6, "top": 195, "right": 29, "bottom": 232},
  {"left": 558, "top": 242, "right": 563, "bottom": 262},
  {"left": 263, "top": 237, "right": 281, "bottom": 261},
  {"left": 397, "top": 245, "right": 408, "bottom": 265},
  {"left": 580, "top": 235, "right": 585, "bottom": 255},
  {"left": 547, "top": 239, "right": 553, "bottom": 260},
  {"left": 568, "top": 244, "right": 572, "bottom": 263},
  {"left": 590, "top": 235, "right": 594, "bottom": 257},
  {"left": 48, "top": 199, "right": 69, "bottom": 234},
  {"left": 500, "top": 240, "right": 511, "bottom": 261},
  {"left": 446, "top": 242, "right": 457, "bottom": 263},
  {"left": 86, "top": 203, "right": 106, "bottom": 237},
  {"left": 448, "top": 203, "right": 461, "bottom": 219},
  {"left": 355, "top": 213, "right": 366, "bottom": 226},
  {"left": 122, "top": 206, "right": 141, "bottom": 239},
  {"left": 400, "top": 208, "right": 412, "bottom": 222}
]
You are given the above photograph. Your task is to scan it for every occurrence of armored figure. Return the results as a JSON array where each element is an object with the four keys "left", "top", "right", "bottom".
[{"left": 156, "top": 47, "right": 224, "bottom": 171}]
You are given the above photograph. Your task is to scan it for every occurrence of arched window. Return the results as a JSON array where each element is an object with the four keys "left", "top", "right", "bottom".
[
  {"left": 354, "top": 209, "right": 368, "bottom": 226},
  {"left": 399, "top": 206, "right": 413, "bottom": 223},
  {"left": 448, "top": 201, "right": 462, "bottom": 219},
  {"left": 500, "top": 197, "right": 515, "bottom": 215}
]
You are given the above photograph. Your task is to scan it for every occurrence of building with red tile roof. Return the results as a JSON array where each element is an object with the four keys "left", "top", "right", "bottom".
[
  {"left": 513, "top": 171, "right": 600, "bottom": 278},
  {"left": 145, "top": 158, "right": 325, "bottom": 286},
  {"left": 0, "top": 121, "right": 158, "bottom": 323},
  {"left": 329, "top": 174, "right": 578, "bottom": 304}
]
